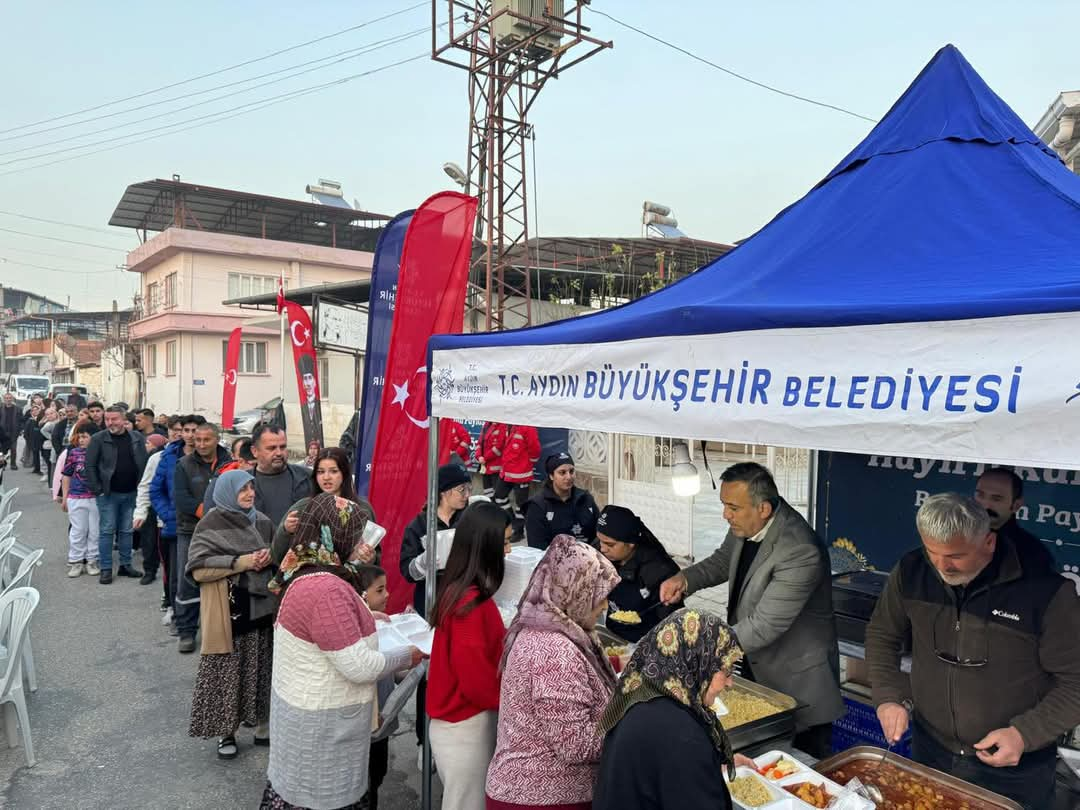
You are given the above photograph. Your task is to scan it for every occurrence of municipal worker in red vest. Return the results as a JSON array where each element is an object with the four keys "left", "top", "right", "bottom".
[
  {"left": 495, "top": 424, "right": 540, "bottom": 541},
  {"left": 439, "top": 419, "right": 472, "bottom": 466},
  {"left": 476, "top": 422, "right": 508, "bottom": 497}
]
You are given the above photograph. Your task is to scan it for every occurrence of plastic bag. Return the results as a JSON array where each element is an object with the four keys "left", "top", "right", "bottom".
[{"left": 829, "top": 777, "right": 876, "bottom": 809}]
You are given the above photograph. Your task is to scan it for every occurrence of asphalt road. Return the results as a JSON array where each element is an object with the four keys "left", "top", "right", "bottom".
[{"left": 0, "top": 462, "right": 434, "bottom": 810}]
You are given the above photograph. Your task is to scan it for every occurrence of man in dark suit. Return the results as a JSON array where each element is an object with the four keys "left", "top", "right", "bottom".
[{"left": 660, "top": 461, "right": 843, "bottom": 756}]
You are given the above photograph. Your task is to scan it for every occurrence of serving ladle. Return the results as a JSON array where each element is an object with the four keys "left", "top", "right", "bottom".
[{"left": 862, "top": 741, "right": 893, "bottom": 805}]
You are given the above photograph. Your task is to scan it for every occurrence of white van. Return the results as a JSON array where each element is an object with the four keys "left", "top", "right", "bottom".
[{"left": 3, "top": 374, "right": 51, "bottom": 408}]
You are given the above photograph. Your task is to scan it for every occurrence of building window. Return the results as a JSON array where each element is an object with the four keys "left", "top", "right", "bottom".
[
  {"left": 222, "top": 340, "right": 268, "bottom": 374},
  {"left": 165, "top": 340, "right": 177, "bottom": 376},
  {"left": 163, "top": 272, "right": 177, "bottom": 309},
  {"left": 145, "top": 344, "right": 157, "bottom": 377},
  {"left": 145, "top": 282, "right": 160, "bottom": 315},
  {"left": 318, "top": 357, "right": 329, "bottom": 400},
  {"left": 227, "top": 272, "right": 278, "bottom": 300}
]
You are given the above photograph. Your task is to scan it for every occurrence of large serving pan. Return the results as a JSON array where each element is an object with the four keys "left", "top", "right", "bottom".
[
  {"left": 814, "top": 745, "right": 1023, "bottom": 809},
  {"left": 723, "top": 675, "right": 800, "bottom": 752},
  {"left": 597, "top": 626, "right": 799, "bottom": 751}
]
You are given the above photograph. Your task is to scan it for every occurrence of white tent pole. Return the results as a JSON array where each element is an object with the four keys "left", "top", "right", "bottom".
[{"left": 421, "top": 416, "right": 439, "bottom": 810}]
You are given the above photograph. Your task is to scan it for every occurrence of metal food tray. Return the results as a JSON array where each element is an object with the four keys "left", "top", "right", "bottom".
[
  {"left": 814, "top": 745, "right": 1023, "bottom": 810},
  {"left": 724, "top": 676, "right": 799, "bottom": 752}
]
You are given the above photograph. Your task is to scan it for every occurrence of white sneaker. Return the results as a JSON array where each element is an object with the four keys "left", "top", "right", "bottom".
[
  {"left": 86, "top": 561, "right": 101, "bottom": 576},
  {"left": 38, "top": 475, "right": 47, "bottom": 483},
  {"left": 161, "top": 607, "right": 174, "bottom": 626},
  {"left": 67, "top": 563, "right": 83, "bottom": 578}
]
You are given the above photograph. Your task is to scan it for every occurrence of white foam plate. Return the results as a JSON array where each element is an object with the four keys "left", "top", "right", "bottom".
[
  {"left": 752, "top": 751, "right": 810, "bottom": 782},
  {"left": 776, "top": 770, "right": 873, "bottom": 810},
  {"left": 727, "top": 765, "right": 793, "bottom": 810},
  {"left": 406, "top": 628, "right": 435, "bottom": 657}
]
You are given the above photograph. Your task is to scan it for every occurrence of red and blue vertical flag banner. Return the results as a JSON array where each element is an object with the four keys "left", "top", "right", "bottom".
[
  {"left": 221, "top": 327, "right": 242, "bottom": 430},
  {"left": 283, "top": 301, "right": 325, "bottom": 449},
  {"left": 354, "top": 210, "right": 414, "bottom": 497},
  {"left": 367, "top": 192, "right": 478, "bottom": 614}
]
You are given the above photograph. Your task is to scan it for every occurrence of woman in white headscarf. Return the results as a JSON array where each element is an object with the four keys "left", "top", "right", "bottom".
[{"left": 186, "top": 469, "right": 277, "bottom": 760}]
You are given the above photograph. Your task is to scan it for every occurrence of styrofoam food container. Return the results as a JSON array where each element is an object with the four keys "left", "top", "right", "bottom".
[
  {"left": 726, "top": 765, "right": 793, "bottom": 810},
  {"left": 776, "top": 770, "right": 873, "bottom": 810},
  {"left": 752, "top": 751, "right": 810, "bottom": 781},
  {"left": 390, "top": 615, "right": 429, "bottom": 637},
  {"left": 406, "top": 627, "right": 435, "bottom": 657},
  {"left": 376, "top": 625, "right": 411, "bottom": 654}
]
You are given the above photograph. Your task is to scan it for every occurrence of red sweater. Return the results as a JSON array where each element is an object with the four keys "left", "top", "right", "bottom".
[{"left": 427, "top": 588, "right": 506, "bottom": 723}]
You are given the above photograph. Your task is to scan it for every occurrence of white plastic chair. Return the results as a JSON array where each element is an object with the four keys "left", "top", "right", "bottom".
[
  {"left": 0, "top": 587, "right": 39, "bottom": 767},
  {"left": 1, "top": 540, "right": 37, "bottom": 591},
  {"left": 0, "top": 550, "right": 41, "bottom": 694},
  {"left": 0, "top": 537, "right": 17, "bottom": 585},
  {"left": 0, "top": 510, "right": 20, "bottom": 531},
  {"left": 0, "top": 488, "right": 17, "bottom": 523}
]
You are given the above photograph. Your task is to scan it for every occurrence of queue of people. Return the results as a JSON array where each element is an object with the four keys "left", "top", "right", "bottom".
[{"left": 8, "top": 389, "right": 1077, "bottom": 810}]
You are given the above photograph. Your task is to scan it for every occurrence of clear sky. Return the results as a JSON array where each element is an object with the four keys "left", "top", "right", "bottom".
[{"left": 0, "top": 1, "right": 1076, "bottom": 310}]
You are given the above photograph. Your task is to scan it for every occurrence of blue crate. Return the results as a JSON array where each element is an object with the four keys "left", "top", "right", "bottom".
[{"left": 831, "top": 695, "right": 912, "bottom": 757}]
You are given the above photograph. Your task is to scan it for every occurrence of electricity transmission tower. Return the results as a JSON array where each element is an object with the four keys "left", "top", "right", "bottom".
[{"left": 432, "top": 1, "right": 611, "bottom": 330}]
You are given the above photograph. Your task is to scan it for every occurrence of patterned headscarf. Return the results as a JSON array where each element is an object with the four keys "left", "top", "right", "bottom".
[
  {"left": 501, "top": 534, "right": 620, "bottom": 689},
  {"left": 268, "top": 492, "right": 369, "bottom": 596},
  {"left": 597, "top": 608, "right": 744, "bottom": 779}
]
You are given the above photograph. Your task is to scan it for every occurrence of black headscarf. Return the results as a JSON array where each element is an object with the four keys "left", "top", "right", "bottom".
[
  {"left": 598, "top": 608, "right": 743, "bottom": 779},
  {"left": 596, "top": 504, "right": 662, "bottom": 549}
]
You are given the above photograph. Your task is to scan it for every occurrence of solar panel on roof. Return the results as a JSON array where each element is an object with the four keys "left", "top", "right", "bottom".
[
  {"left": 309, "top": 192, "right": 353, "bottom": 209},
  {"left": 651, "top": 223, "right": 687, "bottom": 238}
]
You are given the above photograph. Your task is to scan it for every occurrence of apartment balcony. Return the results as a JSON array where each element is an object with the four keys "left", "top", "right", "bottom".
[{"left": 5, "top": 338, "right": 52, "bottom": 358}]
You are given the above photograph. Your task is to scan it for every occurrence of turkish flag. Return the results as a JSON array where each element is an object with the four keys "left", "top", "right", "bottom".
[
  {"left": 283, "top": 301, "right": 324, "bottom": 448},
  {"left": 221, "top": 327, "right": 242, "bottom": 430},
  {"left": 367, "top": 191, "right": 478, "bottom": 614}
]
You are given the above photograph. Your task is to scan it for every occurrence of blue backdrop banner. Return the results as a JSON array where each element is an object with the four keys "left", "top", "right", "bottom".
[
  {"left": 355, "top": 210, "right": 413, "bottom": 496},
  {"left": 815, "top": 451, "right": 1080, "bottom": 594}
]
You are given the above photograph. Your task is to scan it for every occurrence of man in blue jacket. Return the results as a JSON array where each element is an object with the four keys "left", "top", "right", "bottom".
[{"left": 150, "top": 414, "right": 201, "bottom": 634}]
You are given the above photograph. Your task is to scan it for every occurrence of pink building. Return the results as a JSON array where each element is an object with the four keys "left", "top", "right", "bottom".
[{"left": 111, "top": 178, "right": 388, "bottom": 436}]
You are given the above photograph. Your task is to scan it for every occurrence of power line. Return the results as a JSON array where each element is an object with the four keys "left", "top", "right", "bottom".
[
  {"left": 0, "top": 245, "right": 124, "bottom": 265},
  {"left": 0, "top": 226, "right": 128, "bottom": 251},
  {"left": 0, "top": 209, "right": 131, "bottom": 238},
  {"left": 0, "top": 53, "right": 429, "bottom": 179},
  {"left": 0, "top": 2, "right": 428, "bottom": 137},
  {"left": 0, "top": 24, "right": 429, "bottom": 151},
  {"left": 587, "top": 8, "right": 877, "bottom": 124},
  {"left": 0, "top": 257, "right": 122, "bottom": 276}
]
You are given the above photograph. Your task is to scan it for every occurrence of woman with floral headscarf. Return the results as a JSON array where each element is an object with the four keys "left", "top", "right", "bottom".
[
  {"left": 592, "top": 608, "right": 742, "bottom": 810},
  {"left": 485, "top": 534, "right": 620, "bottom": 810},
  {"left": 260, "top": 492, "right": 423, "bottom": 810}
]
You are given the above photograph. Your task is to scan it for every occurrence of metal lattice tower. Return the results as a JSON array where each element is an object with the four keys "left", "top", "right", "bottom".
[{"left": 432, "top": 1, "right": 611, "bottom": 331}]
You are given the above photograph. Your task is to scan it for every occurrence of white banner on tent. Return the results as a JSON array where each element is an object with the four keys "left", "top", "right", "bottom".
[{"left": 430, "top": 311, "right": 1080, "bottom": 470}]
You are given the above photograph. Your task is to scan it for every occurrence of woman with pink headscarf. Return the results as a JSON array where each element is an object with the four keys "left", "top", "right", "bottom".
[{"left": 485, "top": 534, "right": 620, "bottom": 810}]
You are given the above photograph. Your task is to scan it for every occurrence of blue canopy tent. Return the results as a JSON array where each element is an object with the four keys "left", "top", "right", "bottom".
[{"left": 428, "top": 45, "right": 1080, "bottom": 471}]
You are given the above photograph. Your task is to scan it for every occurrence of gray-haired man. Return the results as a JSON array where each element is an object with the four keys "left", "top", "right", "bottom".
[{"left": 866, "top": 492, "right": 1080, "bottom": 809}]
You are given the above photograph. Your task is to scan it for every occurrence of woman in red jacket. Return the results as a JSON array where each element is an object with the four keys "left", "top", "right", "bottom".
[{"left": 427, "top": 501, "right": 511, "bottom": 810}]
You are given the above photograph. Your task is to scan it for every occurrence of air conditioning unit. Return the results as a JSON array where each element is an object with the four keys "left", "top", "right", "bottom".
[{"left": 492, "top": 0, "right": 565, "bottom": 53}]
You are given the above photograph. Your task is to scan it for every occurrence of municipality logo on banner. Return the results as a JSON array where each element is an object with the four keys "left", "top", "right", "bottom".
[{"left": 434, "top": 363, "right": 490, "bottom": 405}]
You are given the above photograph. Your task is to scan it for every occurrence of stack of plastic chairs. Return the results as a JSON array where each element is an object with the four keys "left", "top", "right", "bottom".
[{"left": 0, "top": 587, "right": 40, "bottom": 766}]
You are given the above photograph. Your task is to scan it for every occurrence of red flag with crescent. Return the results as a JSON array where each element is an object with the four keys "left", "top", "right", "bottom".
[
  {"left": 221, "top": 327, "right": 242, "bottom": 430},
  {"left": 367, "top": 191, "right": 478, "bottom": 614},
  {"left": 283, "top": 301, "right": 324, "bottom": 448}
]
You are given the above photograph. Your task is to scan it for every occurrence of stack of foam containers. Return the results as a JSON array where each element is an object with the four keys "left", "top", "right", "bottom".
[{"left": 493, "top": 546, "right": 545, "bottom": 621}]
